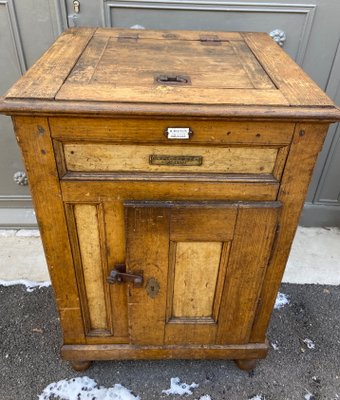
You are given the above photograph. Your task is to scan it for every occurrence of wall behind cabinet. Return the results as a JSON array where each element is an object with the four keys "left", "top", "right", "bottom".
[{"left": 0, "top": 0, "right": 339, "bottom": 227}]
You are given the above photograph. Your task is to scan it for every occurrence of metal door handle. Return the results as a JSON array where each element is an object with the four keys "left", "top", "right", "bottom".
[{"left": 107, "top": 264, "right": 143, "bottom": 287}]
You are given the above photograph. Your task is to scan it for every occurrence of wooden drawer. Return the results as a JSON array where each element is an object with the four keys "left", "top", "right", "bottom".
[
  {"left": 62, "top": 143, "right": 281, "bottom": 175},
  {"left": 52, "top": 118, "right": 292, "bottom": 182}
]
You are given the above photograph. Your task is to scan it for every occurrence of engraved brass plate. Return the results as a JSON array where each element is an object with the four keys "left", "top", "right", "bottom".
[
  {"left": 146, "top": 277, "right": 160, "bottom": 299},
  {"left": 149, "top": 155, "right": 203, "bottom": 166}
]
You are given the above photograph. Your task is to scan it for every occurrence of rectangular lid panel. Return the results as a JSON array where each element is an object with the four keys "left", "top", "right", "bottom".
[
  {"left": 55, "top": 30, "right": 289, "bottom": 106},
  {"left": 64, "top": 35, "right": 275, "bottom": 89}
]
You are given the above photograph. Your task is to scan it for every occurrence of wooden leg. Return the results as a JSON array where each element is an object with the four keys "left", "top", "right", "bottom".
[
  {"left": 234, "top": 358, "right": 257, "bottom": 371},
  {"left": 70, "top": 360, "right": 92, "bottom": 371}
]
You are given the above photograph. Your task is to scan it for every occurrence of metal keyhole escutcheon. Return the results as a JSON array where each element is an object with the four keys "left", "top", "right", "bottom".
[
  {"left": 73, "top": 0, "right": 80, "bottom": 13},
  {"left": 145, "top": 277, "right": 160, "bottom": 298}
]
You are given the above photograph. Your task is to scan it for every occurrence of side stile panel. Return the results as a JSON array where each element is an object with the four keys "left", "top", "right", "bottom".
[
  {"left": 250, "top": 123, "right": 329, "bottom": 342},
  {"left": 215, "top": 205, "right": 280, "bottom": 344},
  {"left": 12, "top": 116, "right": 85, "bottom": 344}
]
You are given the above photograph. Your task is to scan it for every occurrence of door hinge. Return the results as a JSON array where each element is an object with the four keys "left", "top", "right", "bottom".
[
  {"left": 118, "top": 33, "right": 139, "bottom": 43},
  {"left": 199, "top": 34, "right": 221, "bottom": 45}
]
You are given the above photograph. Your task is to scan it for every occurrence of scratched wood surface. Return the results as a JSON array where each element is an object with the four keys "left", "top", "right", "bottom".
[
  {"left": 54, "top": 29, "right": 281, "bottom": 105},
  {"left": 63, "top": 143, "right": 278, "bottom": 174},
  {"left": 6, "top": 28, "right": 95, "bottom": 100},
  {"left": 73, "top": 204, "right": 109, "bottom": 333},
  {"left": 49, "top": 118, "right": 295, "bottom": 145},
  {"left": 3, "top": 27, "right": 339, "bottom": 112},
  {"left": 171, "top": 241, "right": 222, "bottom": 318}
]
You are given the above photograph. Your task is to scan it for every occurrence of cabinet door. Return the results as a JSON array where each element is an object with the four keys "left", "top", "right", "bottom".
[{"left": 125, "top": 201, "right": 280, "bottom": 345}]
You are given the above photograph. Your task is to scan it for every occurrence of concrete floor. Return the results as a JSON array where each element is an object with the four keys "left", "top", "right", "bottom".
[
  {"left": 0, "top": 283, "right": 339, "bottom": 400},
  {"left": 1, "top": 227, "right": 340, "bottom": 285},
  {"left": 1, "top": 227, "right": 339, "bottom": 399}
]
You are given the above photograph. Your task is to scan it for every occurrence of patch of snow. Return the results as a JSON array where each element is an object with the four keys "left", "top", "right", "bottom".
[
  {"left": 270, "top": 341, "right": 279, "bottom": 350},
  {"left": 274, "top": 292, "right": 290, "bottom": 309},
  {"left": 162, "top": 377, "right": 199, "bottom": 396},
  {"left": 0, "top": 279, "right": 50, "bottom": 292},
  {"left": 16, "top": 229, "right": 40, "bottom": 237},
  {"left": 130, "top": 24, "right": 145, "bottom": 29},
  {"left": 197, "top": 396, "right": 211, "bottom": 400},
  {"left": 303, "top": 338, "right": 315, "bottom": 349},
  {"left": 248, "top": 395, "right": 266, "bottom": 400},
  {"left": 38, "top": 377, "right": 140, "bottom": 400},
  {"left": 304, "top": 392, "right": 315, "bottom": 400}
]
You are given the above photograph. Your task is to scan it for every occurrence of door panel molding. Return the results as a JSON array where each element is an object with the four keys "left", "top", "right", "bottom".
[
  {"left": 52, "top": 0, "right": 68, "bottom": 34},
  {"left": 0, "top": 0, "right": 26, "bottom": 73},
  {"left": 0, "top": 0, "right": 67, "bottom": 224},
  {"left": 313, "top": 39, "right": 340, "bottom": 205},
  {"left": 304, "top": 39, "right": 340, "bottom": 211},
  {"left": 0, "top": 0, "right": 27, "bottom": 216},
  {"left": 102, "top": 0, "right": 316, "bottom": 64},
  {"left": 0, "top": 207, "right": 36, "bottom": 228}
]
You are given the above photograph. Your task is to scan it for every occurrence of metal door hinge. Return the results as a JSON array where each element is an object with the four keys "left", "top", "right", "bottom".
[
  {"left": 118, "top": 33, "right": 139, "bottom": 43},
  {"left": 199, "top": 34, "right": 221, "bottom": 45}
]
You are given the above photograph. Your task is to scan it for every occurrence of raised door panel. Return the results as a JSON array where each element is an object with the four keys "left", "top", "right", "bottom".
[
  {"left": 126, "top": 201, "right": 280, "bottom": 346},
  {"left": 66, "top": 203, "right": 113, "bottom": 337},
  {"left": 65, "top": 201, "right": 129, "bottom": 342}
]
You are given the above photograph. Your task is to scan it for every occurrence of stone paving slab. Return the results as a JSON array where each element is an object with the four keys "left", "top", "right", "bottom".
[{"left": 2, "top": 227, "right": 340, "bottom": 285}]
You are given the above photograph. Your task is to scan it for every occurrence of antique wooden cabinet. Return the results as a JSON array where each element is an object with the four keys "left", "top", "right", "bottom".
[{"left": 1, "top": 28, "right": 339, "bottom": 371}]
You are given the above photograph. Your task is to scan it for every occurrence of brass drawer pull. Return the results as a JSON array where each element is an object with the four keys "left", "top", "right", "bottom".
[
  {"left": 107, "top": 264, "right": 143, "bottom": 287},
  {"left": 149, "top": 154, "right": 203, "bottom": 166}
]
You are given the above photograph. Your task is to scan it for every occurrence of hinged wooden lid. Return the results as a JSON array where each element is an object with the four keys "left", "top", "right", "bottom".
[{"left": 1, "top": 27, "right": 340, "bottom": 120}]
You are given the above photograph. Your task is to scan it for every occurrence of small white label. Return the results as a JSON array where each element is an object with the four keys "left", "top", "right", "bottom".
[{"left": 166, "top": 127, "right": 191, "bottom": 139}]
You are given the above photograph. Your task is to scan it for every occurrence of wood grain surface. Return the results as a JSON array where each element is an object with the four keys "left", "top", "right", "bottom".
[
  {"left": 63, "top": 143, "right": 278, "bottom": 174},
  {"left": 172, "top": 241, "right": 222, "bottom": 318},
  {"left": 73, "top": 204, "right": 109, "bottom": 333},
  {"left": 50, "top": 118, "right": 295, "bottom": 145},
  {"left": 6, "top": 29, "right": 95, "bottom": 100}
]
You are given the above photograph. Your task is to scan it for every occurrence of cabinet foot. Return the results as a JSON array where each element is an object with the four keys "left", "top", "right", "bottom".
[
  {"left": 234, "top": 358, "right": 257, "bottom": 371},
  {"left": 70, "top": 360, "right": 92, "bottom": 371}
]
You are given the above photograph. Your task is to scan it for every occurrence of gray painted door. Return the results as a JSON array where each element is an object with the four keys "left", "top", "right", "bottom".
[
  {"left": 0, "top": 0, "right": 65, "bottom": 227},
  {"left": 301, "top": 40, "right": 340, "bottom": 226},
  {"left": 1, "top": 0, "right": 339, "bottom": 227}
]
